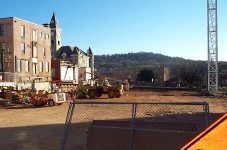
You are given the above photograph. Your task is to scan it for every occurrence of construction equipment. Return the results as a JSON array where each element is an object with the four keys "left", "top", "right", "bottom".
[
  {"left": 30, "top": 80, "right": 66, "bottom": 106},
  {"left": 77, "top": 72, "right": 124, "bottom": 99}
]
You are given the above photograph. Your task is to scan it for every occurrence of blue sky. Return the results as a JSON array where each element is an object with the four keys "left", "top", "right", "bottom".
[{"left": 1, "top": 0, "right": 226, "bottom": 61}]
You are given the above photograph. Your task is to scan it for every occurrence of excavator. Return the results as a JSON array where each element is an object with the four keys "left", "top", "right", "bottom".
[{"left": 76, "top": 72, "right": 124, "bottom": 99}]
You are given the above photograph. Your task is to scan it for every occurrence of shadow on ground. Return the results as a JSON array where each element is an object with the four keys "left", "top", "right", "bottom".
[{"left": 0, "top": 112, "right": 224, "bottom": 150}]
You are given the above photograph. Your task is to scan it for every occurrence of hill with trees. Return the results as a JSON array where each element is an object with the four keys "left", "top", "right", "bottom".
[
  {"left": 94, "top": 52, "right": 227, "bottom": 86},
  {"left": 94, "top": 52, "right": 208, "bottom": 73}
]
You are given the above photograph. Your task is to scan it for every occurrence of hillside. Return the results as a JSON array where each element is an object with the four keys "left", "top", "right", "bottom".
[{"left": 94, "top": 52, "right": 203, "bottom": 74}]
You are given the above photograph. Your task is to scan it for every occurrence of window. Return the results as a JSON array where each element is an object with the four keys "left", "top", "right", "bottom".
[
  {"left": 25, "top": 60, "right": 29, "bottom": 72},
  {"left": 0, "top": 62, "right": 2, "bottom": 71},
  {"left": 51, "top": 31, "right": 54, "bottom": 37},
  {"left": 62, "top": 52, "right": 67, "bottom": 59},
  {"left": 32, "top": 64, "right": 37, "bottom": 75},
  {"left": 21, "top": 26, "right": 25, "bottom": 37},
  {"left": 39, "top": 62, "right": 43, "bottom": 72},
  {"left": 42, "top": 47, "right": 46, "bottom": 56},
  {"left": 58, "top": 41, "right": 60, "bottom": 45},
  {"left": 17, "top": 59, "right": 21, "bottom": 72},
  {"left": 46, "top": 62, "right": 49, "bottom": 72},
  {"left": 21, "top": 43, "right": 25, "bottom": 54},
  {"left": 39, "top": 32, "right": 42, "bottom": 38},
  {"left": 6, "top": 24, "right": 11, "bottom": 36},
  {"left": 33, "top": 46, "right": 37, "bottom": 57},
  {"left": 32, "top": 30, "right": 37, "bottom": 41},
  {"left": 0, "top": 24, "right": 5, "bottom": 36}
]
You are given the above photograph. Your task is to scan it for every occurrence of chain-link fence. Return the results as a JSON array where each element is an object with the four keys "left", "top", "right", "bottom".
[{"left": 60, "top": 101, "right": 209, "bottom": 150}]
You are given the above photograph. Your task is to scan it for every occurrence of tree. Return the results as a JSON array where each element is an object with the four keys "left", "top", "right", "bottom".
[
  {"left": 136, "top": 69, "right": 154, "bottom": 82},
  {"left": 178, "top": 61, "right": 206, "bottom": 88}
]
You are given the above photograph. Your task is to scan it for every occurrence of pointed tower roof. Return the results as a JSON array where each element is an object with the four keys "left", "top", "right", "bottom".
[
  {"left": 87, "top": 47, "right": 93, "bottom": 55},
  {"left": 50, "top": 12, "right": 60, "bottom": 28}
]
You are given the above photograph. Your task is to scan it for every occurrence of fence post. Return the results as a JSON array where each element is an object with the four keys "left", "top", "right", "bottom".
[
  {"left": 129, "top": 103, "right": 137, "bottom": 150},
  {"left": 203, "top": 102, "right": 210, "bottom": 127},
  {"left": 60, "top": 103, "right": 75, "bottom": 150}
]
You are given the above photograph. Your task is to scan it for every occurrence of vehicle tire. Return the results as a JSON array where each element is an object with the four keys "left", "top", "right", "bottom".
[
  {"left": 32, "top": 102, "right": 36, "bottom": 106},
  {"left": 116, "top": 93, "right": 121, "bottom": 98},
  {"left": 48, "top": 99, "right": 55, "bottom": 106},
  {"left": 77, "top": 91, "right": 86, "bottom": 99},
  {"left": 96, "top": 93, "right": 102, "bottom": 97},
  {"left": 88, "top": 89, "right": 96, "bottom": 98},
  {"left": 108, "top": 90, "right": 116, "bottom": 98}
]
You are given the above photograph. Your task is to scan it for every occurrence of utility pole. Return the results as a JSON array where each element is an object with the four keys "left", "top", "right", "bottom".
[{"left": 207, "top": 0, "right": 218, "bottom": 94}]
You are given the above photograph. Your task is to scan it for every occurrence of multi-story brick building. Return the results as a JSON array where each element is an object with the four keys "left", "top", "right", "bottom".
[
  {"left": 0, "top": 17, "right": 52, "bottom": 81},
  {"left": 0, "top": 13, "right": 94, "bottom": 86}
]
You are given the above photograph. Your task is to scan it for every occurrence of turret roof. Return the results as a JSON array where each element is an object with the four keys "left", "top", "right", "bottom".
[{"left": 50, "top": 12, "right": 59, "bottom": 28}]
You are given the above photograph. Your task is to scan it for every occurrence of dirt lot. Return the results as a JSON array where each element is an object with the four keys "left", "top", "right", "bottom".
[{"left": 0, "top": 88, "right": 226, "bottom": 150}]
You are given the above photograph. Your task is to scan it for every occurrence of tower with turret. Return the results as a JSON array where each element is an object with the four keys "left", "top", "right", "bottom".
[
  {"left": 50, "top": 12, "right": 61, "bottom": 59},
  {"left": 87, "top": 47, "right": 95, "bottom": 77}
]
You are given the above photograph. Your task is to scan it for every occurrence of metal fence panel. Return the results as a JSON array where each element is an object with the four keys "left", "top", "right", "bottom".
[{"left": 60, "top": 101, "right": 209, "bottom": 150}]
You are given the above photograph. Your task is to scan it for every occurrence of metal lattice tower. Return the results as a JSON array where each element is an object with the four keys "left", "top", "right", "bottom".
[{"left": 207, "top": 0, "right": 218, "bottom": 94}]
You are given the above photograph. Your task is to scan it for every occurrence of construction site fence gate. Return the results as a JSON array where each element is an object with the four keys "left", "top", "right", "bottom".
[{"left": 60, "top": 101, "right": 209, "bottom": 150}]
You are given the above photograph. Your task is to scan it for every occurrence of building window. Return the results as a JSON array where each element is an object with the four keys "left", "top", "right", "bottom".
[
  {"left": 33, "top": 46, "right": 37, "bottom": 57},
  {"left": 39, "top": 32, "right": 42, "bottom": 38},
  {"left": 51, "top": 31, "right": 54, "bottom": 37},
  {"left": 58, "top": 41, "right": 60, "bottom": 45},
  {"left": 21, "top": 43, "right": 25, "bottom": 54},
  {"left": 39, "top": 62, "right": 43, "bottom": 72},
  {"left": 17, "top": 59, "right": 21, "bottom": 72},
  {"left": 6, "top": 24, "right": 11, "bottom": 36},
  {"left": 32, "top": 30, "right": 37, "bottom": 41},
  {"left": 25, "top": 60, "right": 29, "bottom": 72},
  {"left": 0, "top": 24, "right": 5, "bottom": 36},
  {"left": 42, "top": 47, "right": 46, "bottom": 56},
  {"left": 62, "top": 52, "right": 67, "bottom": 59},
  {"left": 0, "top": 62, "right": 2, "bottom": 71},
  {"left": 46, "top": 62, "right": 49, "bottom": 72},
  {"left": 21, "top": 26, "right": 25, "bottom": 37}
]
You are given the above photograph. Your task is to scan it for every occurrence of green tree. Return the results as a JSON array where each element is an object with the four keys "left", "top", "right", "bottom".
[{"left": 136, "top": 69, "right": 154, "bottom": 82}]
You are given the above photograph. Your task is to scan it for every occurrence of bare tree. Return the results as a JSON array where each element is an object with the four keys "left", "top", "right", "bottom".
[{"left": 178, "top": 61, "right": 206, "bottom": 88}]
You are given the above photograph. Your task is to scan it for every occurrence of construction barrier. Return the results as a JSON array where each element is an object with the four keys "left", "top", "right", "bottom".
[
  {"left": 181, "top": 113, "right": 227, "bottom": 150},
  {"left": 60, "top": 101, "right": 209, "bottom": 150}
]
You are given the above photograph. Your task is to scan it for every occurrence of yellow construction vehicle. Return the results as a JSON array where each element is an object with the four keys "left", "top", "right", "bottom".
[{"left": 77, "top": 72, "right": 124, "bottom": 99}]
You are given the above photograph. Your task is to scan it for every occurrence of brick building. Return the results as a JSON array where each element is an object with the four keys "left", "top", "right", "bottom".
[
  {"left": 0, "top": 17, "right": 52, "bottom": 81},
  {"left": 0, "top": 13, "right": 94, "bottom": 85}
]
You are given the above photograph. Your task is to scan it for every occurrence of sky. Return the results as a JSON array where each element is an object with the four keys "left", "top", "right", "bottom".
[{"left": 0, "top": 0, "right": 226, "bottom": 61}]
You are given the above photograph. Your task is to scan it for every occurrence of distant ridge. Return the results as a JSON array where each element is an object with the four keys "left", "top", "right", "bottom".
[{"left": 95, "top": 52, "right": 208, "bottom": 69}]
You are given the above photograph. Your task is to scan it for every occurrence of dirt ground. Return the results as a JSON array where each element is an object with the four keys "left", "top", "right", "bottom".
[{"left": 0, "top": 88, "right": 226, "bottom": 150}]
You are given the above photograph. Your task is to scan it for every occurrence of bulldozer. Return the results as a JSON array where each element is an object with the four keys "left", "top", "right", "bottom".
[{"left": 76, "top": 72, "right": 124, "bottom": 99}]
